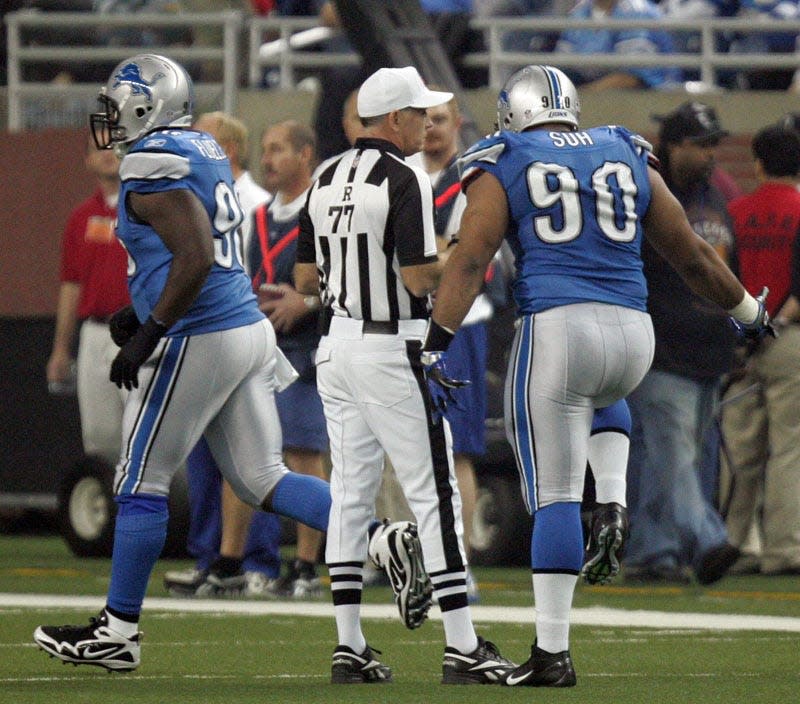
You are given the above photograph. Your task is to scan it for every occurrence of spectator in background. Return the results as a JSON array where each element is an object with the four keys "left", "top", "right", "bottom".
[
  {"left": 625, "top": 101, "right": 740, "bottom": 585},
  {"left": 721, "top": 123, "right": 800, "bottom": 576},
  {"left": 728, "top": 0, "right": 800, "bottom": 90},
  {"left": 180, "top": 0, "right": 254, "bottom": 82},
  {"left": 248, "top": 120, "right": 329, "bottom": 597},
  {"left": 163, "top": 111, "right": 282, "bottom": 598},
  {"left": 92, "top": 0, "right": 189, "bottom": 49},
  {"left": 473, "top": 0, "right": 574, "bottom": 82},
  {"left": 309, "top": 1, "right": 371, "bottom": 161},
  {"left": 421, "top": 0, "right": 488, "bottom": 88},
  {"left": 660, "top": 0, "right": 737, "bottom": 85},
  {"left": 46, "top": 134, "right": 128, "bottom": 466},
  {"left": 555, "top": 0, "right": 681, "bottom": 91}
]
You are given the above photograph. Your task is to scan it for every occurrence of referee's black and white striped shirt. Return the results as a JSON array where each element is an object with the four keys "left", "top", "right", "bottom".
[{"left": 297, "top": 137, "right": 438, "bottom": 322}]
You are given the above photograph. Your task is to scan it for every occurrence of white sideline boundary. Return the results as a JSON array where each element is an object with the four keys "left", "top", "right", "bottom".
[{"left": 2, "top": 593, "right": 800, "bottom": 632}]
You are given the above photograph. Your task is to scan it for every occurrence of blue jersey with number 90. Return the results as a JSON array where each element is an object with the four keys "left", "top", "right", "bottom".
[
  {"left": 460, "top": 126, "right": 652, "bottom": 314},
  {"left": 116, "top": 128, "right": 262, "bottom": 336}
]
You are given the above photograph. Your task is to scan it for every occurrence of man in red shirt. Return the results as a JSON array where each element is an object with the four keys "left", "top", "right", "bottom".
[
  {"left": 722, "top": 122, "right": 800, "bottom": 575},
  {"left": 46, "top": 135, "right": 129, "bottom": 464}
]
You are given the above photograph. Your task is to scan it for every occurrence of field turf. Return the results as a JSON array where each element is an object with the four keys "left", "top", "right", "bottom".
[{"left": 1, "top": 535, "right": 798, "bottom": 704}]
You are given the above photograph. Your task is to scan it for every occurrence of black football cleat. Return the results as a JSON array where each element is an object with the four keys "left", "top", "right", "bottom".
[
  {"left": 504, "top": 643, "right": 576, "bottom": 687},
  {"left": 581, "top": 501, "right": 629, "bottom": 585},
  {"left": 34, "top": 610, "right": 141, "bottom": 672}
]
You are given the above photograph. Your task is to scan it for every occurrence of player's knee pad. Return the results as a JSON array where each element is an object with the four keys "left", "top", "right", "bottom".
[{"left": 593, "top": 398, "right": 631, "bottom": 435}]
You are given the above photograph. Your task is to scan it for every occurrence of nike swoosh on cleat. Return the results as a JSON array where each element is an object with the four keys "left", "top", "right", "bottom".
[
  {"left": 505, "top": 670, "right": 534, "bottom": 686},
  {"left": 78, "top": 644, "right": 127, "bottom": 659}
]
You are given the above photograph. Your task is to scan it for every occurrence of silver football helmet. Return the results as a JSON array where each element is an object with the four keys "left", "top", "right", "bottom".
[
  {"left": 497, "top": 65, "right": 580, "bottom": 133},
  {"left": 90, "top": 53, "right": 194, "bottom": 154}
]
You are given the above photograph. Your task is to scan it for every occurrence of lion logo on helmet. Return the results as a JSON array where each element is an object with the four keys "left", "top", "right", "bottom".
[{"left": 112, "top": 62, "right": 165, "bottom": 102}]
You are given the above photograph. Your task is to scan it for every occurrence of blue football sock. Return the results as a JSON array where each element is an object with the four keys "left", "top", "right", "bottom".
[
  {"left": 270, "top": 473, "right": 331, "bottom": 532},
  {"left": 531, "top": 501, "right": 584, "bottom": 573},
  {"left": 106, "top": 494, "right": 168, "bottom": 618}
]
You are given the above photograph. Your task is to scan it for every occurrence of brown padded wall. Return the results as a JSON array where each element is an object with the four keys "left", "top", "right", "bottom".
[{"left": 0, "top": 128, "right": 90, "bottom": 317}]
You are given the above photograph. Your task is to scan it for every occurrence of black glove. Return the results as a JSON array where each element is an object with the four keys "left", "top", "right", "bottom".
[
  {"left": 731, "top": 287, "right": 777, "bottom": 342},
  {"left": 110, "top": 316, "right": 168, "bottom": 390},
  {"left": 420, "top": 350, "right": 470, "bottom": 424},
  {"left": 109, "top": 305, "right": 141, "bottom": 347}
]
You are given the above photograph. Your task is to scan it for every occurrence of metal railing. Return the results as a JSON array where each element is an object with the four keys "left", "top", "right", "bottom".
[
  {"left": 5, "top": 10, "right": 800, "bottom": 130},
  {"left": 5, "top": 9, "right": 243, "bottom": 130},
  {"left": 247, "top": 15, "right": 800, "bottom": 91}
]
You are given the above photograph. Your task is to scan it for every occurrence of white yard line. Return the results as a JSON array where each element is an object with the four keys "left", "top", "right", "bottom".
[{"left": 2, "top": 593, "right": 800, "bottom": 632}]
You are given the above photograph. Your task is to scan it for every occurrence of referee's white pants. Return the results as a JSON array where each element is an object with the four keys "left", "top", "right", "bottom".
[
  {"left": 505, "top": 302, "right": 654, "bottom": 513},
  {"left": 317, "top": 320, "right": 467, "bottom": 574}
]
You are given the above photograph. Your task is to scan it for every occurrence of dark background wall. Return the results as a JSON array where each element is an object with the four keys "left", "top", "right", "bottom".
[{"left": 1, "top": 128, "right": 91, "bottom": 503}]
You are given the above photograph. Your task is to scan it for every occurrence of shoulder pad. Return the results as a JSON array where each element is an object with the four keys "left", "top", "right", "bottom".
[
  {"left": 456, "top": 137, "right": 506, "bottom": 178},
  {"left": 630, "top": 133, "right": 654, "bottom": 154},
  {"left": 120, "top": 150, "right": 190, "bottom": 181}
]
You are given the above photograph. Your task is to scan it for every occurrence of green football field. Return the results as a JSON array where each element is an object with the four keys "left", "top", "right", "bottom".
[{"left": 1, "top": 535, "right": 798, "bottom": 704}]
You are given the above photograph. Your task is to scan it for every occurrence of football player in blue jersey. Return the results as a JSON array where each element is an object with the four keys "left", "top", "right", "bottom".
[
  {"left": 33, "top": 54, "right": 430, "bottom": 674},
  {"left": 423, "top": 64, "right": 773, "bottom": 687}
]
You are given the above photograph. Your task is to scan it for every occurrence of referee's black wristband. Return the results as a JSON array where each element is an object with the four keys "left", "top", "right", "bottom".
[{"left": 423, "top": 319, "right": 455, "bottom": 352}]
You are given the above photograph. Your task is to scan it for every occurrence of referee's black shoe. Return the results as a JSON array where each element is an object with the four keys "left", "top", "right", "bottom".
[
  {"left": 330, "top": 644, "right": 392, "bottom": 683},
  {"left": 503, "top": 642, "right": 577, "bottom": 687},
  {"left": 580, "top": 502, "right": 629, "bottom": 585},
  {"left": 441, "top": 636, "right": 516, "bottom": 684}
]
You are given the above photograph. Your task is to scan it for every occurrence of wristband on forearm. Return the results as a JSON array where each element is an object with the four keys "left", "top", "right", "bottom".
[
  {"left": 423, "top": 319, "right": 455, "bottom": 352},
  {"left": 727, "top": 291, "right": 759, "bottom": 324}
]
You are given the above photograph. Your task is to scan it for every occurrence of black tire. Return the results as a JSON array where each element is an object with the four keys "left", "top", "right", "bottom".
[
  {"left": 57, "top": 455, "right": 116, "bottom": 558},
  {"left": 470, "top": 469, "right": 531, "bottom": 567},
  {"left": 57, "top": 455, "right": 191, "bottom": 559}
]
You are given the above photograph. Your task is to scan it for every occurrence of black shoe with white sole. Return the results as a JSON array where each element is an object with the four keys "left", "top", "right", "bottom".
[
  {"left": 330, "top": 644, "right": 392, "bottom": 683},
  {"left": 504, "top": 643, "right": 576, "bottom": 687},
  {"left": 441, "top": 636, "right": 516, "bottom": 684},
  {"left": 34, "top": 610, "right": 141, "bottom": 672}
]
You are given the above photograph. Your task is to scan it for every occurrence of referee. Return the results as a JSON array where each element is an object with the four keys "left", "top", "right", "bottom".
[{"left": 294, "top": 66, "right": 514, "bottom": 684}]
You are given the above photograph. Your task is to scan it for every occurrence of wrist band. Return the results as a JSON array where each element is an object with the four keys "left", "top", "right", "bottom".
[{"left": 727, "top": 291, "right": 759, "bottom": 324}]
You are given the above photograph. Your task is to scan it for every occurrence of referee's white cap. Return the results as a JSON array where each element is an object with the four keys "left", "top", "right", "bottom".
[{"left": 357, "top": 66, "right": 453, "bottom": 118}]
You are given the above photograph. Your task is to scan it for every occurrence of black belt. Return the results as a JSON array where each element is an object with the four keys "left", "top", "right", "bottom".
[
  {"left": 362, "top": 320, "right": 398, "bottom": 335},
  {"left": 85, "top": 315, "right": 112, "bottom": 324}
]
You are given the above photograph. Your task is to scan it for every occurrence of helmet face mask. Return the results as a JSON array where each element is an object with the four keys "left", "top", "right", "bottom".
[
  {"left": 497, "top": 65, "right": 580, "bottom": 133},
  {"left": 90, "top": 53, "right": 194, "bottom": 154}
]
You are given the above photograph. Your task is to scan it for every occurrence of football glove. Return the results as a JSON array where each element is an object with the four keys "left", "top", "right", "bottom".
[
  {"left": 109, "top": 305, "right": 141, "bottom": 347},
  {"left": 731, "top": 287, "right": 777, "bottom": 342},
  {"left": 420, "top": 350, "right": 470, "bottom": 423},
  {"left": 110, "top": 316, "right": 167, "bottom": 390}
]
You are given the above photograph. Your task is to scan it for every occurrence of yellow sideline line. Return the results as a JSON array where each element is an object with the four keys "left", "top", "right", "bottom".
[{"left": 585, "top": 584, "right": 800, "bottom": 602}]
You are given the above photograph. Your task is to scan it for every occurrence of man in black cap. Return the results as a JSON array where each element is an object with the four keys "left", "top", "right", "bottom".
[{"left": 624, "top": 100, "right": 741, "bottom": 585}]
